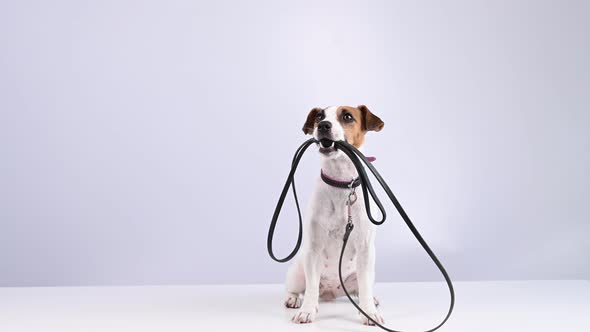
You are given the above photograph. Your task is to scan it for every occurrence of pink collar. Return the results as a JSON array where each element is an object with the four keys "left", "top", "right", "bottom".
[{"left": 320, "top": 156, "right": 376, "bottom": 188}]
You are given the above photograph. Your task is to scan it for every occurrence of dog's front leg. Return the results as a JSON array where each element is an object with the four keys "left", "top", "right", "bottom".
[
  {"left": 292, "top": 249, "right": 322, "bottom": 323},
  {"left": 357, "top": 244, "right": 384, "bottom": 325}
]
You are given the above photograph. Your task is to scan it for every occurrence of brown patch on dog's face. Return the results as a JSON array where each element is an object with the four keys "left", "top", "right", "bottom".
[
  {"left": 337, "top": 106, "right": 364, "bottom": 148},
  {"left": 302, "top": 107, "right": 323, "bottom": 135},
  {"left": 336, "top": 105, "right": 384, "bottom": 148}
]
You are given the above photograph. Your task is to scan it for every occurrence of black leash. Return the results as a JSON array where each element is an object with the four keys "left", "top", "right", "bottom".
[
  {"left": 267, "top": 138, "right": 455, "bottom": 331},
  {"left": 267, "top": 138, "right": 316, "bottom": 262}
]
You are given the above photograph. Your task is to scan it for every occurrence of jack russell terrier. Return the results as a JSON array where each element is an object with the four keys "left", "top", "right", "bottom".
[{"left": 284, "top": 105, "right": 385, "bottom": 325}]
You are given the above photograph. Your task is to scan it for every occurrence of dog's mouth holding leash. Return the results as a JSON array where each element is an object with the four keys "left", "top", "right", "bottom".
[{"left": 318, "top": 138, "right": 336, "bottom": 155}]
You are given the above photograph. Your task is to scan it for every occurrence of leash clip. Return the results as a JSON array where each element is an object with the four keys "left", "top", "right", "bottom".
[
  {"left": 347, "top": 180, "right": 357, "bottom": 205},
  {"left": 346, "top": 182, "right": 357, "bottom": 227}
]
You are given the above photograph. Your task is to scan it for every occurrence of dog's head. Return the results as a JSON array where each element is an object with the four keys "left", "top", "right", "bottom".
[{"left": 302, "top": 105, "right": 384, "bottom": 157}]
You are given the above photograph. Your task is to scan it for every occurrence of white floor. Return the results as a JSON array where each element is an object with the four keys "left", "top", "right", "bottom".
[{"left": 0, "top": 280, "right": 588, "bottom": 332}]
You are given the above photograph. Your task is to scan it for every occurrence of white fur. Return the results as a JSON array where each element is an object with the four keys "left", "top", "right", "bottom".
[{"left": 285, "top": 107, "right": 384, "bottom": 325}]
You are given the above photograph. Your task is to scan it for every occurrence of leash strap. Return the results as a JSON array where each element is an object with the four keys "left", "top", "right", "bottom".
[
  {"left": 267, "top": 138, "right": 455, "bottom": 331},
  {"left": 267, "top": 138, "right": 316, "bottom": 262}
]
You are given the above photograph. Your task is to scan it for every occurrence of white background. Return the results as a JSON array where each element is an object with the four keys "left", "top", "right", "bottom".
[{"left": 1, "top": 0, "right": 588, "bottom": 286}]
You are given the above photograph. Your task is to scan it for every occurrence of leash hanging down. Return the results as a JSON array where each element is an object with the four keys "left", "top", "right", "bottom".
[{"left": 267, "top": 138, "right": 455, "bottom": 332}]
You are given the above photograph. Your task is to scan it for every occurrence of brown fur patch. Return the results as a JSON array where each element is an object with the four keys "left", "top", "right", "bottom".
[
  {"left": 337, "top": 105, "right": 384, "bottom": 148},
  {"left": 358, "top": 105, "right": 384, "bottom": 132},
  {"left": 302, "top": 107, "right": 322, "bottom": 134},
  {"left": 337, "top": 106, "right": 366, "bottom": 148}
]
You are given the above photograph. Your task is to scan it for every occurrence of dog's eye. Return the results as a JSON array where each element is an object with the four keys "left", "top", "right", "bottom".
[
  {"left": 342, "top": 113, "right": 354, "bottom": 122},
  {"left": 315, "top": 113, "right": 324, "bottom": 122}
]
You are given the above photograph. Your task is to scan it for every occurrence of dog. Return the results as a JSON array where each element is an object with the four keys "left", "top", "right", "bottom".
[{"left": 284, "top": 105, "right": 385, "bottom": 325}]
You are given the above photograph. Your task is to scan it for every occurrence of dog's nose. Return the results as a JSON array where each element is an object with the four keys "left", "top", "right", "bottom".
[{"left": 317, "top": 121, "right": 332, "bottom": 133}]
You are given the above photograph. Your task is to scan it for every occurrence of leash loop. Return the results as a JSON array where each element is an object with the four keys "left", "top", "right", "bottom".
[{"left": 266, "top": 138, "right": 316, "bottom": 262}]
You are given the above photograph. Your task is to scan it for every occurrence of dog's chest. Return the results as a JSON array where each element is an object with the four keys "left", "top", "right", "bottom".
[
  {"left": 312, "top": 186, "right": 365, "bottom": 232},
  {"left": 310, "top": 185, "right": 366, "bottom": 264}
]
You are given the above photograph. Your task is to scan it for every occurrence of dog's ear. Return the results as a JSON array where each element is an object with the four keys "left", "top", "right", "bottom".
[
  {"left": 358, "top": 105, "right": 384, "bottom": 132},
  {"left": 302, "top": 107, "right": 322, "bottom": 135}
]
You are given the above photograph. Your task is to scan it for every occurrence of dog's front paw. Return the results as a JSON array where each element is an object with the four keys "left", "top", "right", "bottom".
[
  {"left": 291, "top": 306, "right": 318, "bottom": 324},
  {"left": 284, "top": 293, "right": 302, "bottom": 309},
  {"left": 359, "top": 305, "right": 384, "bottom": 326}
]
